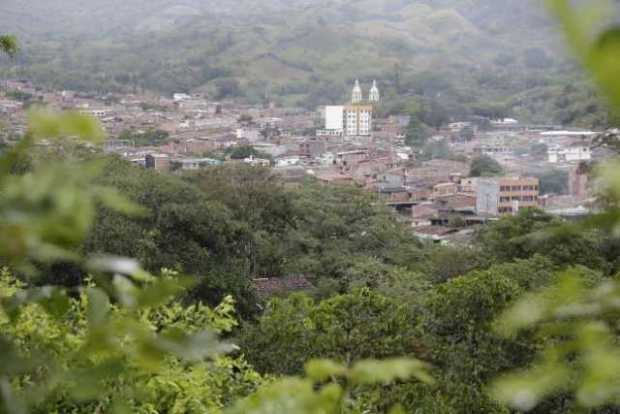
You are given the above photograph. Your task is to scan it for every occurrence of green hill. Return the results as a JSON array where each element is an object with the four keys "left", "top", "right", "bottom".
[{"left": 0, "top": 0, "right": 616, "bottom": 126}]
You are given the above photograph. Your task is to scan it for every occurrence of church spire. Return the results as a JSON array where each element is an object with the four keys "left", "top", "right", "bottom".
[
  {"left": 352, "top": 79, "right": 363, "bottom": 104},
  {"left": 369, "top": 80, "right": 380, "bottom": 103}
]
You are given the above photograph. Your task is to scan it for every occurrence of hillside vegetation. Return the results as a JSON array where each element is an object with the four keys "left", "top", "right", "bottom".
[{"left": 0, "top": 0, "right": 616, "bottom": 125}]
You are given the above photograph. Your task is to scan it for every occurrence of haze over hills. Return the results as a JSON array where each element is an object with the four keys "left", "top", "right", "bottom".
[{"left": 0, "top": 0, "right": 615, "bottom": 125}]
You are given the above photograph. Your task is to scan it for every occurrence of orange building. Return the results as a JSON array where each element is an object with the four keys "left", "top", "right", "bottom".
[{"left": 476, "top": 177, "right": 540, "bottom": 216}]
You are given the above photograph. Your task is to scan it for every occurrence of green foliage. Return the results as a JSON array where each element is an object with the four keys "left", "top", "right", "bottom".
[
  {"left": 81, "top": 158, "right": 256, "bottom": 313},
  {"left": 536, "top": 169, "right": 569, "bottom": 195},
  {"left": 5, "top": 90, "right": 34, "bottom": 103},
  {"left": 0, "top": 268, "right": 263, "bottom": 413},
  {"left": 118, "top": 129, "right": 169, "bottom": 147},
  {"left": 420, "top": 245, "right": 485, "bottom": 283},
  {"left": 476, "top": 209, "right": 610, "bottom": 272},
  {"left": 406, "top": 256, "right": 573, "bottom": 413},
  {"left": 239, "top": 289, "right": 418, "bottom": 376},
  {"left": 405, "top": 115, "right": 428, "bottom": 147},
  {"left": 418, "top": 140, "right": 452, "bottom": 161},
  {"left": 224, "top": 145, "right": 266, "bottom": 160},
  {"left": 0, "top": 35, "right": 17, "bottom": 57},
  {"left": 490, "top": 270, "right": 620, "bottom": 411},
  {"left": 530, "top": 142, "right": 549, "bottom": 159},
  {"left": 0, "top": 110, "right": 265, "bottom": 413},
  {"left": 469, "top": 155, "right": 503, "bottom": 177},
  {"left": 227, "top": 357, "right": 432, "bottom": 414}
]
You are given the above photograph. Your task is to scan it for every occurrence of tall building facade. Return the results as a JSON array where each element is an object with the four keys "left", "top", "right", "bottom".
[{"left": 344, "top": 105, "right": 373, "bottom": 136}]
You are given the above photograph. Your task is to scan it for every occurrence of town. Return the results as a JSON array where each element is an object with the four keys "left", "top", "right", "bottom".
[
  {"left": 0, "top": 77, "right": 607, "bottom": 244},
  {"left": 4, "top": 1, "right": 620, "bottom": 412}
]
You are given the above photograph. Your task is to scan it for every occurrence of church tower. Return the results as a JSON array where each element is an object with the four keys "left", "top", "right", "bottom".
[
  {"left": 369, "top": 80, "right": 380, "bottom": 103},
  {"left": 352, "top": 79, "right": 363, "bottom": 104}
]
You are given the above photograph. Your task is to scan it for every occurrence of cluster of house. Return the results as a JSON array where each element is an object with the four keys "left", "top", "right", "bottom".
[{"left": 0, "top": 79, "right": 606, "bottom": 245}]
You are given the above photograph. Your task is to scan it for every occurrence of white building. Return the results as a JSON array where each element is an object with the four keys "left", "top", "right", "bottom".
[
  {"left": 243, "top": 155, "right": 271, "bottom": 167},
  {"left": 79, "top": 108, "right": 109, "bottom": 119},
  {"left": 548, "top": 145, "right": 592, "bottom": 163},
  {"left": 491, "top": 118, "right": 519, "bottom": 126},
  {"left": 236, "top": 128, "right": 260, "bottom": 142},
  {"left": 275, "top": 156, "right": 301, "bottom": 168},
  {"left": 173, "top": 93, "right": 191, "bottom": 102},
  {"left": 448, "top": 122, "right": 472, "bottom": 132},
  {"left": 540, "top": 130, "right": 597, "bottom": 138},
  {"left": 324, "top": 105, "right": 345, "bottom": 134},
  {"left": 319, "top": 152, "right": 336, "bottom": 165}
]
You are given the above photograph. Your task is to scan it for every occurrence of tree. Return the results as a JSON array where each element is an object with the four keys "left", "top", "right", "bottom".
[
  {"left": 82, "top": 157, "right": 257, "bottom": 313},
  {"left": 238, "top": 289, "right": 418, "bottom": 376},
  {"left": 536, "top": 169, "right": 568, "bottom": 195},
  {"left": 0, "top": 109, "right": 262, "bottom": 412},
  {"left": 118, "top": 128, "right": 169, "bottom": 146},
  {"left": 227, "top": 358, "right": 432, "bottom": 414},
  {"left": 476, "top": 209, "right": 609, "bottom": 272},
  {"left": 460, "top": 126, "right": 475, "bottom": 141},
  {"left": 405, "top": 115, "right": 427, "bottom": 147},
  {"left": 419, "top": 140, "right": 451, "bottom": 161},
  {"left": 530, "top": 142, "right": 549, "bottom": 159},
  {"left": 214, "top": 78, "right": 241, "bottom": 99},
  {"left": 0, "top": 35, "right": 17, "bottom": 56},
  {"left": 225, "top": 145, "right": 261, "bottom": 159},
  {"left": 418, "top": 98, "right": 449, "bottom": 129},
  {"left": 469, "top": 155, "right": 503, "bottom": 177}
]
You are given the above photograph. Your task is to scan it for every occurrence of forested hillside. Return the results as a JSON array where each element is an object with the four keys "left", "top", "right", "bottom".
[{"left": 1, "top": 0, "right": 614, "bottom": 126}]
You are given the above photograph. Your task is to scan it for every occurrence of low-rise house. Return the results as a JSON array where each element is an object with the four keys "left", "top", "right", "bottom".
[
  {"left": 433, "top": 182, "right": 458, "bottom": 198},
  {"left": 336, "top": 149, "right": 369, "bottom": 166},
  {"left": 275, "top": 156, "right": 302, "bottom": 168},
  {"left": 435, "top": 193, "right": 476, "bottom": 213},
  {"left": 299, "top": 139, "right": 326, "bottom": 158},
  {"left": 548, "top": 144, "right": 591, "bottom": 163},
  {"left": 313, "top": 170, "right": 355, "bottom": 185},
  {"left": 411, "top": 203, "right": 439, "bottom": 228},
  {"left": 145, "top": 154, "right": 171, "bottom": 171},
  {"left": 243, "top": 155, "right": 271, "bottom": 167},
  {"left": 377, "top": 169, "right": 407, "bottom": 193},
  {"left": 459, "top": 177, "right": 479, "bottom": 194}
]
